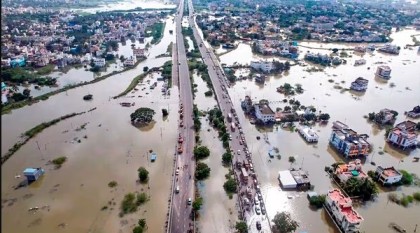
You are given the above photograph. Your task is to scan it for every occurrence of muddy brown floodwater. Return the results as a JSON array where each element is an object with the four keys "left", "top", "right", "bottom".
[
  {"left": 219, "top": 28, "right": 420, "bottom": 233},
  {"left": 1, "top": 16, "right": 181, "bottom": 233}
]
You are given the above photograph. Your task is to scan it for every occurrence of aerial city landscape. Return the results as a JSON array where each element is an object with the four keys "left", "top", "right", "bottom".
[{"left": 1, "top": 0, "right": 419, "bottom": 232}]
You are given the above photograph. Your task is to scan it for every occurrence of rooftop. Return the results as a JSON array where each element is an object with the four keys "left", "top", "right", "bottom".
[
  {"left": 256, "top": 103, "right": 275, "bottom": 115},
  {"left": 328, "top": 189, "right": 363, "bottom": 223},
  {"left": 378, "top": 166, "right": 402, "bottom": 178}
]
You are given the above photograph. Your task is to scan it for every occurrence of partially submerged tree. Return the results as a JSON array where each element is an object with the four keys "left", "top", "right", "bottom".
[
  {"left": 272, "top": 212, "right": 299, "bottom": 233},
  {"left": 130, "top": 107, "right": 155, "bottom": 125}
]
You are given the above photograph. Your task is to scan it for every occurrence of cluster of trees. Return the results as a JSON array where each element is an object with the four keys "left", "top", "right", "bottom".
[
  {"left": 208, "top": 107, "right": 230, "bottom": 148},
  {"left": 161, "top": 61, "right": 172, "bottom": 80},
  {"left": 272, "top": 212, "right": 299, "bottom": 233},
  {"left": 120, "top": 192, "right": 149, "bottom": 215},
  {"left": 194, "top": 146, "right": 211, "bottom": 180},
  {"left": 272, "top": 61, "right": 291, "bottom": 73},
  {"left": 193, "top": 104, "right": 201, "bottom": 132},
  {"left": 138, "top": 167, "right": 149, "bottom": 183},
  {"left": 341, "top": 177, "right": 378, "bottom": 201},
  {"left": 130, "top": 107, "right": 155, "bottom": 125},
  {"left": 132, "top": 219, "right": 147, "bottom": 233}
]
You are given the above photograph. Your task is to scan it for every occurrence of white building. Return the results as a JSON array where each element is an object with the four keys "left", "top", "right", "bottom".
[
  {"left": 93, "top": 58, "right": 106, "bottom": 67},
  {"left": 374, "top": 166, "right": 402, "bottom": 185},
  {"left": 278, "top": 170, "right": 297, "bottom": 189},
  {"left": 297, "top": 126, "right": 319, "bottom": 143},
  {"left": 250, "top": 60, "right": 274, "bottom": 73},
  {"left": 325, "top": 189, "right": 363, "bottom": 233},
  {"left": 254, "top": 103, "right": 275, "bottom": 123},
  {"left": 376, "top": 65, "right": 391, "bottom": 79},
  {"left": 123, "top": 56, "right": 137, "bottom": 66},
  {"left": 387, "top": 121, "right": 418, "bottom": 149}
]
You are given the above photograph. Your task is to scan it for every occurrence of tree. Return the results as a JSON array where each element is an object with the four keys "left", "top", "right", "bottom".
[
  {"left": 195, "top": 162, "right": 211, "bottom": 180},
  {"left": 138, "top": 219, "right": 147, "bottom": 229},
  {"left": 223, "top": 178, "right": 237, "bottom": 193},
  {"left": 309, "top": 195, "right": 326, "bottom": 208},
  {"left": 272, "top": 212, "right": 299, "bottom": 233},
  {"left": 288, "top": 156, "right": 295, "bottom": 164},
  {"left": 143, "top": 66, "right": 149, "bottom": 72},
  {"left": 22, "top": 88, "right": 31, "bottom": 98},
  {"left": 130, "top": 107, "right": 155, "bottom": 125},
  {"left": 235, "top": 221, "right": 248, "bottom": 233},
  {"left": 194, "top": 146, "right": 210, "bottom": 160},
  {"left": 318, "top": 113, "right": 330, "bottom": 121},
  {"left": 332, "top": 48, "right": 339, "bottom": 53},
  {"left": 162, "top": 108, "right": 168, "bottom": 117},
  {"left": 222, "top": 152, "right": 233, "bottom": 166},
  {"left": 192, "top": 197, "right": 203, "bottom": 211},
  {"left": 132, "top": 225, "right": 144, "bottom": 233},
  {"left": 138, "top": 167, "right": 149, "bottom": 182}
]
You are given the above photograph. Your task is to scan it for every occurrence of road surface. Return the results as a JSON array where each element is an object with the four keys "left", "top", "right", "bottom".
[
  {"left": 187, "top": 0, "right": 272, "bottom": 232},
  {"left": 168, "top": 0, "right": 195, "bottom": 232}
]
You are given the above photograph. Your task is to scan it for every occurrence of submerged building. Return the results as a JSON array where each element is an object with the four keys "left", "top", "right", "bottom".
[{"left": 329, "top": 127, "right": 370, "bottom": 158}]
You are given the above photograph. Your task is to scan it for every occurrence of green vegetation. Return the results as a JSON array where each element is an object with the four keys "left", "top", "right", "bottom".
[
  {"left": 204, "top": 90, "right": 213, "bottom": 96},
  {"left": 399, "top": 170, "right": 413, "bottom": 185},
  {"left": 288, "top": 156, "right": 296, "bottom": 164},
  {"left": 136, "top": 192, "right": 149, "bottom": 205},
  {"left": 388, "top": 192, "right": 419, "bottom": 207},
  {"left": 235, "top": 221, "right": 248, "bottom": 233},
  {"left": 193, "top": 104, "right": 201, "bottom": 132},
  {"left": 309, "top": 195, "right": 326, "bottom": 208},
  {"left": 108, "top": 181, "right": 118, "bottom": 188},
  {"left": 167, "top": 42, "right": 173, "bottom": 55},
  {"left": 2, "top": 110, "right": 91, "bottom": 165},
  {"left": 133, "top": 219, "right": 147, "bottom": 233},
  {"left": 145, "top": 22, "right": 165, "bottom": 44},
  {"left": 223, "top": 177, "right": 237, "bottom": 194},
  {"left": 121, "top": 192, "right": 149, "bottom": 215},
  {"left": 138, "top": 167, "right": 149, "bottom": 183},
  {"left": 342, "top": 177, "right": 378, "bottom": 201},
  {"left": 413, "top": 192, "right": 420, "bottom": 201},
  {"left": 272, "top": 212, "right": 299, "bottom": 233},
  {"left": 1, "top": 67, "right": 57, "bottom": 86},
  {"left": 192, "top": 197, "right": 203, "bottom": 211},
  {"left": 35, "top": 64, "right": 56, "bottom": 75},
  {"left": 162, "top": 108, "right": 169, "bottom": 117},
  {"left": 130, "top": 108, "right": 156, "bottom": 126},
  {"left": 51, "top": 156, "right": 67, "bottom": 168},
  {"left": 194, "top": 146, "right": 210, "bottom": 160},
  {"left": 195, "top": 162, "right": 211, "bottom": 180},
  {"left": 222, "top": 152, "right": 233, "bottom": 166}
]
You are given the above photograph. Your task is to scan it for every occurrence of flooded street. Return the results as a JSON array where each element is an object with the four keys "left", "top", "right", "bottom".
[
  {"left": 220, "top": 29, "right": 420, "bottom": 232},
  {"left": 193, "top": 71, "right": 238, "bottom": 232},
  {"left": 2, "top": 14, "right": 179, "bottom": 233}
]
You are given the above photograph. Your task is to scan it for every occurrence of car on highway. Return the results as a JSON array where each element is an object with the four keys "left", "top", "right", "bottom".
[
  {"left": 175, "top": 186, "right": 180, "bottom": 193},
  {"left": 255, "top": 206, "right": 261, "bottom": 215},
  {"left": 237, "top": 150, "right": 241, "bottom": 155},
  {"left": 254, "top": 196, "right": 259, "bottom": 205},
  {"left": 256, "top": 221, "right": 262, "bottom": 230},
  {"left": 187, "top": 198, "right": 192, "bottom": 205},
  {"left": 261, "top": 206, "right": 266, "bottom": 215},
  {"left": 176, "top": 169, "right": 179, "bottom": 175}
]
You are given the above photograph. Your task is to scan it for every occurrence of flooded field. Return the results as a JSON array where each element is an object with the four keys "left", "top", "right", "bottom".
[
  {"left": 1, "top": 15, "right": 178, "bottom": 233},
  {"left": 220, "top": 28, "right": 420, "bottom": 232},
  {"left": 193, "top": 71, "right": 238, "bottom": 233}
]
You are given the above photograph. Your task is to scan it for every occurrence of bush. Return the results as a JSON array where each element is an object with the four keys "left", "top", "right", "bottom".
[
  {"left": 192, "top": 197, "right": 203, "bottom": 211},
  {"left": 136, "top": 192, "right": 149, "bottom": 205},
  {"left": 52, "top": 156, "right": 67, "bottom": 168},
  {"left": 204, "top": 90, "right": 213, "bottom": 96},
  {"left": 272, "top": 212, "right": 299, "bottom": 233},
  {"left": 399, "top": 170, "right": 413, "bottom": 185},
  {"left": 309, "top": 195, "right": 326, "bottom": 208},
  {"left": 413, "top": 192, "right": 420, "bottom": 201},
  {"left": 235, "top": 221, "right": 248, "bottom": 233},
  {"left": 195, "top": 162, "right": 211, "bottom": 180},
  {"left": 138, "top": 167, "right": 149, "bottom": 182},
  {"left": 121, "top": 193, "right": 137, "bottom": 214},
  {"left": 194, "top": 146, "right": 210, "bottom": 160},
  {"left": 223, "top": 178, "right": 237, "bottom": 194},
  {"left": 222, "top": 152, "right": 233, "bottom": 166},
  {"left": 108, "top": 181, "right": 118, "bottom": 188},
  {"left": 162, "top": 108, "right": 168, "bottom": 117}
]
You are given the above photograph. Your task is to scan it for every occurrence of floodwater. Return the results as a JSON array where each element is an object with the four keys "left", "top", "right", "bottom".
[
  {"left": 74, "top": 0, "right": 176, "bottom": 13},
  {"left": 1, "top": 15, "right": 178, "bottom": 233},
  {"left": 193, "top": 71, "right": 238, "bottom": 232},
  {"left": 219, "top": 28, "right": 420, "bottom": 232}
]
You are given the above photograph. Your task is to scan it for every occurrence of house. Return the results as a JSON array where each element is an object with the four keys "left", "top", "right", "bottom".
[
  {"left": 376, "top": 66, "right": 391, "bottom": 79},
  {"left": 23, "top": 167, "right": 45, "bottom": 182},
  {"left": 335, "top": 159, "right": 368, "bottom": 183},
  {"left": 354, "top": 46, "right": 366, "bottom": 53},
  {"left": 350, "top": 77, "right": 368, "bottom": 91},
  {"left": 123, "top": 56, "right": 137, "bottom": 66},
  {"left": 250, "top": 60, "right": 274, "bottom": 73},
  {"left": 254, "top": 74, "right": 266, "bottom": 84},
  {"left": 241, "top": 95, "right": 253, "bottom": 113},
  {"left": 93, "top": 58, "right": 106, "bottom": 67},
  {"left": 297, "top": 126, "right": 319, "bottom": 143},
  {"left": 374, "top": 166, "right": 402, "bottom": 185},
  {"left": 324, "top": 189, "right": 363, "bottom": 233},
  {"left": 278, "top": 170, "right": 297, "bottom": 189},
  {"left": 406, "top": 106, "right": 420, "bottom": 118},
  {"left": 354, "top": 59, "right": 366, "bottom": 66},
  {"left": 374, "top": 108, "right": 396, "bottom": 125},
  {"left": 133, "top": 47, "right": 145, "bottom": 57},
  {"left": 254, "top": 103, "right": 275, "bottom": 123},
  {"left": 290, "top": 168, "right": 311, "bottom": 188},
  {"left": 378, "top": 44, "right": 399, "bottom": 55},
  {"left": 387, "top": 121, "right": 418, "bottom": 149},
  {"left": 329, "top": 127, "right": 370, "bottom": 158}
]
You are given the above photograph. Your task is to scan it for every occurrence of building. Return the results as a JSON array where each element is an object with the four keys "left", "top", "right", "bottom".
[
  {"left": 354, "top": 46, "right": 366, "bottom": 53},
  {"left": 335, "top": 159, "right": 368, "bottom": 183},
  {"left": 250, "top": 60, "right": 274, "bottom": 73},
  {"left": 329, "top": 127, "right": 370, "bottom": 158},
  {"left": 350, "top": 77, "right": 368, "bottom": 91},
  {"left": 406, "top": 105, "right": 420, "bottom": 118},
  {"left": 374, "top": 166, "right": 402, "bottom": 185},
  {"left": 374, "top": 108, "right": 396, "bottom": 125},
  {"left": 133, "top": 47, "right": 145, "bottom": 57},
  {"left": 387, "top": 121, "right": 418, "bottom": 149},
  {"left": 376, "top": 66, "right": 391, "bottom": 79},
  {"left": 378, "top": 44, "right": 399, "bottom": 55},
  {"left": 254, "top": 103, "right": 275, "bottom": 123},
  {"left": 241, "top": 95, "right": 253, "bottom": 113},
  {"left": 324, "top": 189, "right": 363, "bottom": 233},
  {"left": 123, "top": 56, "right": 137, "bottom": 66},
  {"left": 297, "top": 126, "right": 319, "bottom": 143},
  {"left": 290, "top": 169, "right": 311, "bottom": 188},
  {"left": 23, "top": 167, "right": 45, "bottom": 182},
  {"left": 278, "top": 170, "right": 297, "bottom": 189},
  {"left": 354, "top": 59, "right": 366, "bottom": 66},
  {"left": 93, "top": 58, "right": 106, "bottom": 67},
  {"left": 254, "top": 74, "right": 266, "bottom": 84}
]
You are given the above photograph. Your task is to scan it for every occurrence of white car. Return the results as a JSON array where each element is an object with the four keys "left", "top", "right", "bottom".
[
  {"left": 175, "top": 169, "right": 179, "bottom": 175},
  {"left": 254, "top": 196, "right": 259, "bottom": 205},
  {"left": 255, "top": 206, "right": 261, "bottom": 215}
]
